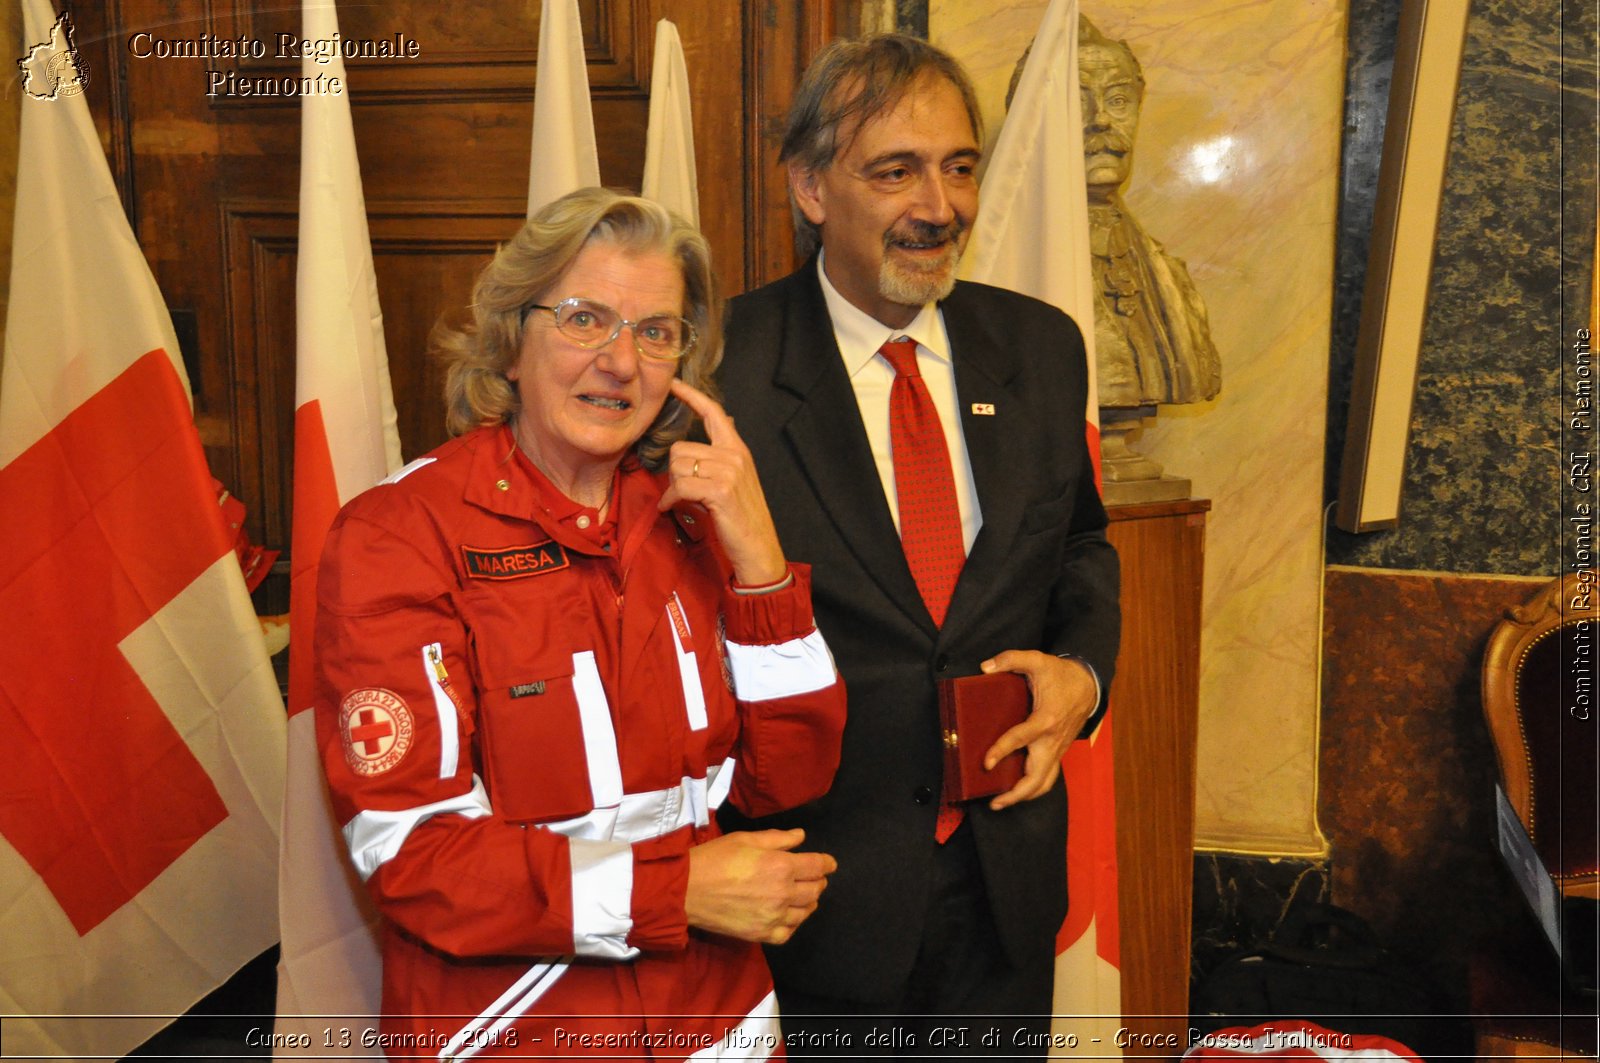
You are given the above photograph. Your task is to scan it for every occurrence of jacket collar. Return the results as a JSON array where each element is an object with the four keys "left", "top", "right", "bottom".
[{"left": 462, "top": 424, "right": 673, "bottom": 566}]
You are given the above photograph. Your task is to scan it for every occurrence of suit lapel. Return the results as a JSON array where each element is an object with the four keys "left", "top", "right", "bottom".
[
  {"left": 941, "top": 288, "right": 1036, "bottom": 634},
  {"left": 773, "top": 269, "right": 934, "bottom": 634}
]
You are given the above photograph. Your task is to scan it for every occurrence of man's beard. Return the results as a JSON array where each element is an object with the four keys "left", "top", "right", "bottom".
[{"left": 878, "top": 219, "right": 967, "bottom": 307}]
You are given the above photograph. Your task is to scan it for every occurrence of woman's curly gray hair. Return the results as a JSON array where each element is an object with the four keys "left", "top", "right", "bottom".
[{"left": 435, "top": 187, "right": 723, "bottom": 470}]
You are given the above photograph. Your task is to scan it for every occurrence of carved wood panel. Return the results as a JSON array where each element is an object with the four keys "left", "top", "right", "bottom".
[
  {"left": 222, "top": 204, "right": 524, "bottom": 575},
  {"left": 201, "top": 0, "right": 640, "bottom": 104}
]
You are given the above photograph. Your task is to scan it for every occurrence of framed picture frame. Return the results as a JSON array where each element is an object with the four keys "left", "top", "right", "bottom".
[{"left": 1335, "top": 0, "right": 1472, "bottom": 533}]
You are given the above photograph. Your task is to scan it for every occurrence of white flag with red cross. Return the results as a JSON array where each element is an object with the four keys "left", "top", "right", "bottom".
[
  {"left": 0, "top": 1, "right": 286, "bottom": 1058},
  {"left": 272, "top": 0, "right": 403, "bottom": 1053}
]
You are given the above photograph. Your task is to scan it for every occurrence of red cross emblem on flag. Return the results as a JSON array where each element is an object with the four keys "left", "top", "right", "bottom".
[
  {"left": 0, "top": 353, "right": 238, "bottom": 935},
  {"left": 338, "top": 688, "right": 413, "bottom": 776}
]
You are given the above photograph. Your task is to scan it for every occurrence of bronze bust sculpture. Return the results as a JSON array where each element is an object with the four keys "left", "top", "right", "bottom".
[
  {"left": 1075, "top": 17, "right": 1220, "bottom": 408},
  {"left": 1008, "top": 16, "right": 1220, "bottom": 493}
]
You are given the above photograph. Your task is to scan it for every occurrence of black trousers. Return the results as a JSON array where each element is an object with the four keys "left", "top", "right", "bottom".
[{"left": 774, "top": 822, "right": 1055, "bottom": 1060}]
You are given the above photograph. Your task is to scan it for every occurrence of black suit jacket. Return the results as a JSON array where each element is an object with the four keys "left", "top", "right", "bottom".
[{"left": 717, "top": 261, "right": 1121, "bottom": 1003}]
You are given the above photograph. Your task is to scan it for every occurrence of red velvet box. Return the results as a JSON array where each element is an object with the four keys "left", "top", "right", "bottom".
[{"left": 938, "top": 672, "right": 1029, "bottom": 803}]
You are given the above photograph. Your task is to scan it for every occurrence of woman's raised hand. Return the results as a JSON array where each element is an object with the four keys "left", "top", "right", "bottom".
[{"left": 660, "top": 379, "right": 788, "bottom": 587}]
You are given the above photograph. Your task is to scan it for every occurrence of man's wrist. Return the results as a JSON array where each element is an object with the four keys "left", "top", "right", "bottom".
[{"left": 1057, "top": 652, "right": 1105, "bottom": 736}]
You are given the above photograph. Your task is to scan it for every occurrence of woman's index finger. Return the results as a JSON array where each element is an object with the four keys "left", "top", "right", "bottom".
[{"left": 669, "top": 378, "right": 736, "bottom": 443}]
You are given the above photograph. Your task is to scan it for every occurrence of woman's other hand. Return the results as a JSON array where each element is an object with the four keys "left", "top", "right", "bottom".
[{"left": 684, "top": 829, "right": 836, "bottom": 944}]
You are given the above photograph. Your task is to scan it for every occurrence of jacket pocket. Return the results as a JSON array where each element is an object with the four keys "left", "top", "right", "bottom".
[{"left": 477, "top": 651, "right": 618, "bottom": 823}]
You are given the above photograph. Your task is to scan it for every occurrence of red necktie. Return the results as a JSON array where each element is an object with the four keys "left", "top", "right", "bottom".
[
  {"left": 880, "top": 338, "right": 965, "bottom": 626},
  {"left": 879, "top": 338, "right": 967, "bottom": 843}
]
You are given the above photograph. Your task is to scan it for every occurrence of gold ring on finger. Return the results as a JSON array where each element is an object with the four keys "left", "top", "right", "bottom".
[{"left": 693, "top": 459, "right": 701, "bottom": 477}]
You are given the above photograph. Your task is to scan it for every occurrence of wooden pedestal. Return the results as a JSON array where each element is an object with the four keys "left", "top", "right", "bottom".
[{"left": 1106, "top": 499, "right": 1209, "bottom": 1046}]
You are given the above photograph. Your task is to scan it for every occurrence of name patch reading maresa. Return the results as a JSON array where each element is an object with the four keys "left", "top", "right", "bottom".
[{"left": 462, "top": 541, "right": 570, "bottom": 580}]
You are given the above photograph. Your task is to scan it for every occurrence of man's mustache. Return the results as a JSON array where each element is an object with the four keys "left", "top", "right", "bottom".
[{"left": 883, "top": 219, "right": 966, "bottom": 248}]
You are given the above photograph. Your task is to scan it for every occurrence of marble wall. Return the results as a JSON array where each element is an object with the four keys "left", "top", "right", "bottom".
[
  {"left": 1325, "top": 0, "right": 1595, "bottom": 574},
  {"left": 1313, "top": 1, "right": 1592, "bottom": 1022},
  {"left": 931, "top": 0, "right": 1347, "bottom": 853},
  {"left": 1188, "top": 852, "right": 1329, "bottom": 988}
]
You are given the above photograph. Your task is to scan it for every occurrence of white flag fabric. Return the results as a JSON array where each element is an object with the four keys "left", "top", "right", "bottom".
[
  {"left": 641, "top": 19, "right": 700, "bottom": 226},
  {"left": 273, "top": 0, "right": 402, "bottom": 1053},
  {"left": 0, "top": 1, "right": 285, "bottom": 1058},
  {"left": 957, "top": 0, "right": 1122, "bottom": 1038},
  {"left": 529, "top": 0, "right": 601, "bottom": 216},
  {"left": 960, "top": 0, "right": 1101, "bottom": 456}
]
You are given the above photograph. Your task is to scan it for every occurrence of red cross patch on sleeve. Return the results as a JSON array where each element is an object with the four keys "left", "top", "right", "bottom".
[{"left": 339, "top": 688, "right": 415, "bottom": 776}]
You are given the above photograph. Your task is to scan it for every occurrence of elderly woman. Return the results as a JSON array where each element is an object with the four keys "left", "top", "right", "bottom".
[{"left": 313, "top": 188, "right": 846, "bottom": 1060}]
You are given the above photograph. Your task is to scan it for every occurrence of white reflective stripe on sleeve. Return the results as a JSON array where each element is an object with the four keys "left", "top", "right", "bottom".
[
  {"left": 685, "top": 767, "right": 709, "bottom": 827},
  {"left": 667, "top": 595, "right": 709, "bottom": 731},
  {"left": 422, "top": 643, "right": 460, "bottom": 780},
  {"left": 544, "top": 769, "right": 720, "bottom": 843},
  {"left": 570, "top": 650, "right": 623, "bottom": 808},
  {"left": 724, "top": 629, "right": 836, "bottom": 702},
  {"left": 686, "top": 990, "right": 781, "bottom": 1061},
  {"left": 568, "top": 838, "right": 638, "bottom": 960},
  {"left": 343, "top": 777, "right": 492, "bottom": 882},
  {"left": 706, "top": 755, "right": 736, "bottom": 811},
  {"left": 441, "top": 957, "right": 571, "bottom": 1063}
]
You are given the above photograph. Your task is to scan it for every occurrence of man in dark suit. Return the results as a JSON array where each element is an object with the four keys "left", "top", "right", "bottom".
[{"left": 717, "top": 34, "right": 1121, "bottom": 1055}]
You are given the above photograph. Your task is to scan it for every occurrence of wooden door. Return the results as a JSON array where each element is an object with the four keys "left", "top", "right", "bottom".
[{"left": 74, "top": 0, "right": 843, "bottom": 616}]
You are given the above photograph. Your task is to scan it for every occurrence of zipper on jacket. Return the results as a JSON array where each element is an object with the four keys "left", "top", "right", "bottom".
[{"left": 424, "top": 643, "right": 464, "bottom": 780}]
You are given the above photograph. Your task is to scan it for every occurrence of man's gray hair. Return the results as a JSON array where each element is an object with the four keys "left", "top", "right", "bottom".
[{"left": 780, "top": 34, "right": 983, "bottom": 256}]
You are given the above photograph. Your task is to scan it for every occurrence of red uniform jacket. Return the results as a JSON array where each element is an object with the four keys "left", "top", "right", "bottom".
[{"left": 314, "top": 425, "right": 846, "bottom": 1060}]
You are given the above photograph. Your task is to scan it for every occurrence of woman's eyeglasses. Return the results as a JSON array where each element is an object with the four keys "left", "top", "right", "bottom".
[{"left": 523, "top": 298, "right": 696, "bottom": 361}]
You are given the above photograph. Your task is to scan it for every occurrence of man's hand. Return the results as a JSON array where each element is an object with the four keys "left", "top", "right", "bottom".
[
  {"left": 660, "top": 379, "right": 788, "bottom": 587},
  {"left": 977, "top": 651, "right": 1098, "bottom": 811},
  {"left": 685, "top": 829, "right": 837, "bottom": 945}
]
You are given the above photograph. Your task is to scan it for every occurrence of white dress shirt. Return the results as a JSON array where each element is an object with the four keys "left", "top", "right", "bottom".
[
  {"left": 814, "top": 258, "right": 1103, "bottom": 704},
  {"left": 815, "top": 255, "right": 983, "bottom": 554}
]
